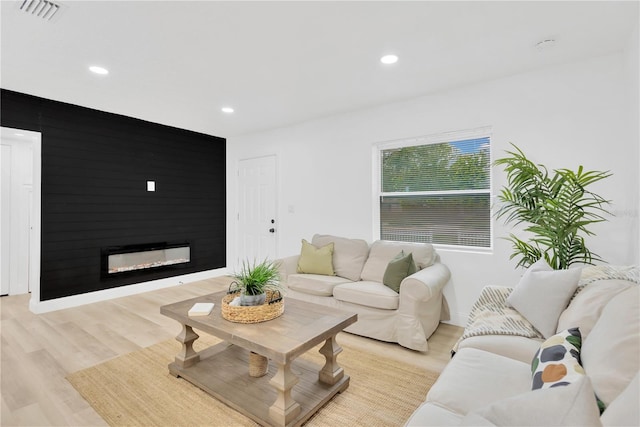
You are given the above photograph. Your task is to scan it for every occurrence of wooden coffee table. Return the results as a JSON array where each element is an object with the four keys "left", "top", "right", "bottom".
[{"left": 160, "top": 291, "right": 357, "bottom": 427}]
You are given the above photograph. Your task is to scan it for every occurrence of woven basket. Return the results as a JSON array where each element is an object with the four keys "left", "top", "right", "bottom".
[
  {"left": 248, "top": 352, "right": 268, "bottom": 377},
  {"left": 221, "top": 289, "right": 284, "bottom": 324}
]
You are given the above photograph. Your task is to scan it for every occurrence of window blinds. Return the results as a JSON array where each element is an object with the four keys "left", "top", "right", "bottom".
[{"left": 380, "top": 136, "right": 491, "bottom": 248}]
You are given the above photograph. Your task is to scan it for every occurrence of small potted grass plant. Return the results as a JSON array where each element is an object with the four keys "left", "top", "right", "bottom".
[{"left": 231, "top": 259, "right": 283, "bottom": 306}]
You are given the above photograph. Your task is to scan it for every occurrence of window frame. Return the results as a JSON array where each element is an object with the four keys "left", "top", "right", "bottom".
[{"left": 372, "top": 126, "right": 494, "bottom": 252}]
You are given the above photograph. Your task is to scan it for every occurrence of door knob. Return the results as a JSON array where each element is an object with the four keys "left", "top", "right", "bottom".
[{"left": 269, "top": 228, "right": 275, "bottom": 233}]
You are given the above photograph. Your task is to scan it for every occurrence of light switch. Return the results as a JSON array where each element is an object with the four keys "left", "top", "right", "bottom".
[{"left": 147, "top": 181, "right": 156, "bottom": 192}]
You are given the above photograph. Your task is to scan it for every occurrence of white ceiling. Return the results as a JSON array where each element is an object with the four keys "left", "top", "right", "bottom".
[{"left": 1, "top": 1, "right": 638, "bottom": 138}]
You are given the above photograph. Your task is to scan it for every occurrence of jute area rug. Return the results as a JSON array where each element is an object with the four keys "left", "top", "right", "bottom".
[{"left": 67, "top": 335, "right": 439, "bottom": 426}]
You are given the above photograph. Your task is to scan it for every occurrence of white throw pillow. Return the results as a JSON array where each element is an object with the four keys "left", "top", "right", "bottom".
[
  {"left": 580, "top": 286, "right": 640, "bottom": 407},
  {"left": 600, "top": 371, "right": 639, "bottom": 427},
  {"left": 556, "top": 279, "right": 633, "bottom": 338},
  {"left": 507, "top": 259, "right": 581, "bottom": 338},
  {"left": 460, "top": 376, "right": 603, "bottom": 427}
]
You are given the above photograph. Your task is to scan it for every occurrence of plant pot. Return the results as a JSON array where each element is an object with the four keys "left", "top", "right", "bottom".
[{"left": 240, "top": 292, "right": 266, "bottom": 306}]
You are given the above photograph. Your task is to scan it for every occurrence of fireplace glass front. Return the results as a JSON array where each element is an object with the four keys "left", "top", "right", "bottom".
[{"left": 102, "top": 242, "right": 190, "bottom": 276}]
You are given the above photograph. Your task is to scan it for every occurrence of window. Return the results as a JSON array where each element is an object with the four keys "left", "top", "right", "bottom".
[{"left": 376, "top": 128, "right": 491, "bottom": 249}]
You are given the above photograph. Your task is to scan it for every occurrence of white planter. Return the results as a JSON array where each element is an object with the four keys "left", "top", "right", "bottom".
[{"left": 240, "top": 292, "right": 266, "bottom": 306}]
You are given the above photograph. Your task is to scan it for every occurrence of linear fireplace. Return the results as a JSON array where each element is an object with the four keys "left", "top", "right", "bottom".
[{"left": 101, "top": 242, "right": 191, "bottom": 277}]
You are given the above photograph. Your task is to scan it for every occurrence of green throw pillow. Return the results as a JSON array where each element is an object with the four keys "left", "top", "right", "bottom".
[
  {"left": 296, "top": 239, "right": 335, "bottom": 275},
  {"left": 382, "top": 251, "right": 417, "bottom": 293}
]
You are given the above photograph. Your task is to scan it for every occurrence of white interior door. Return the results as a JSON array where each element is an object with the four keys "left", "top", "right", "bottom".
[
  {"left": 1, "top": 144, "right": 12, "bottom": 295},
  {"left": 1, "top": 127, "right": 40, "bottom": 296},
  {"left": 237, "top": 155, "right": 277, "bottom": 267}
]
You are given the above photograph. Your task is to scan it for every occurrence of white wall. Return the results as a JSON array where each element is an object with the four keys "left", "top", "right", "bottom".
[
  {"left": 623, "top": 22, "right": 640, "bottom": 264},
  {"left": 227, "top": 52, "right": 639, "bottom": 326}
]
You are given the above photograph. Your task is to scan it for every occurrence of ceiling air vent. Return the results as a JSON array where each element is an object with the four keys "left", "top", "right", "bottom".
[{"left": 19, "top": 0, "right": 61, "bottom": 21}]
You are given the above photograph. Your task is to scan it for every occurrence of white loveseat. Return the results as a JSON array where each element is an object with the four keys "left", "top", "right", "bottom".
[
  {"left": 406, "top": 265, "right": 639, "bottom": 426},
  {"left": 277, "top": 234, "right": 451, "bottom": 352}
]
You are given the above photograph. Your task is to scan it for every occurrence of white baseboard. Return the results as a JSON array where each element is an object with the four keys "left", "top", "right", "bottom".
[
  {"left": 442, "top": 311, "right": 468, "bottom": 328},
  {"left": 29, "top": 268, "right": 229, "bottom": 314}
]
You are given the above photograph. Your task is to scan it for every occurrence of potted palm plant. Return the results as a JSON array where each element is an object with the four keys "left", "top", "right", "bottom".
[
  {"left": 231, "top": 259, "right": 283, "bottom": 306},
  {"left": 494, "top": 144, "right": 612, "bottom": 270}
]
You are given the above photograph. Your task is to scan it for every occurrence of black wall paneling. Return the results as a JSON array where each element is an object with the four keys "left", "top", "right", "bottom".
[{"left": 1, "top": 89, "right": 226, "bottom": 301}]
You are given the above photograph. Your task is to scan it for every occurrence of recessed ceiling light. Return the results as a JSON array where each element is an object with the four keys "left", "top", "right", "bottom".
[
  {"left": 89, "top": 66, "right": 109, "bottom": 75},
  {"left": 221, "top": 107, "right": 234, "bottom": 114},
  {"left": 380, "top": 54, "right": 399, "bottom": 64}
]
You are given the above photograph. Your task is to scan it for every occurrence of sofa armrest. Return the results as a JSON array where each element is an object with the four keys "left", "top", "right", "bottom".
[
  {"left": 276, "top": 255, "right": 299, "bottom": 283},
  {"left": 397, "top": 262, "right": 452, "bottom": 349},
  {"left": 400, "top": 262, "right": 451, "bottom": 301}
]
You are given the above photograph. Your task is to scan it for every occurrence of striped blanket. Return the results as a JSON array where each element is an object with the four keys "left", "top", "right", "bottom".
[{"left": 452, "top": 265, "right": 639, "bottom": 353}]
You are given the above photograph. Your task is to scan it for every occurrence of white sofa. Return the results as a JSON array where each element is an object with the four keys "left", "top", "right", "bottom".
[
  {"left": 277, "top": 234, "right": 451, "bottom": 352},
  {"left": 406, "top": 265, "right": 639, "bottom": 426}
]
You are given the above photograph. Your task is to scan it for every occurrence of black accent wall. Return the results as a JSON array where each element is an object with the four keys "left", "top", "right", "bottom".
[{"left": 1, "top": 89, "right": 226, "bottom": 300}]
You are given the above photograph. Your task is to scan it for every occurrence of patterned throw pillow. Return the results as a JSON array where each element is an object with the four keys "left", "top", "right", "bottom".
[
  {"left": 531, "top": 327, "right": 583, "bottom": 389},
  {"left": 531, "top": 327, "right": 606, "bottom": 414}
]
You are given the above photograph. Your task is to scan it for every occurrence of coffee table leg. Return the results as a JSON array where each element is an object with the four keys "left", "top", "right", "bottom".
[
  {"left": 174, "top": 324, "right": 200, "bottom": 368},
  {"left": 319, "top": 335, "right": 344, "bottom": 385},
  {"left": 269, "top": 362, "right": 301, "bottom": 425}
]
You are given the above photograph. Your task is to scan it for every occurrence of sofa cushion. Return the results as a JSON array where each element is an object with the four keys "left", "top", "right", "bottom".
[
  {"left": 461, "top": 376, "right": 603, "bottom": 427},
  {"left": 296, "top": 239, "right": 335, "bottom": 275},
  {"left": 456, "top": 335, "right": 544, "bottom": 364},
  {"left": 361, "top": 240, "right": 436, "bottom": 283},
  {"left": 557, "top": 278, "right": 634, "bottom": 338},
  {"left": 383, "top": 251, "right": 417, "bottom": 292},
  {"left": 287, "top": 274, "right": 351, "bottom": 297},
  {"left": 507, "top": 259, "right": 581, "bottom": 338},
  {"left": 581, "top": 286, "right": 639, "bottom": 406},
  {"left": 600, "top": 371, "right": 639, "bottom": 427},
  {"left": 426, "top": 348, "right": 532, "bottom": 415},
  {"left": 333, "top": 281, "right": 399, "bottom": 310},
  {"left": 531, "top": 327, "right": 584, "bottom": 390},
  {"left": 404, "top": 402, "right": 463, "bottom": 426},
  {"left": 312, "top": 234, "right": 369, "bottom": 281}
]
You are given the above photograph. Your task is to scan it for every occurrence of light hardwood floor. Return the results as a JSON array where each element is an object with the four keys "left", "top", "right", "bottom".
[{"left": 0, "top": 276, "right": 463, "bottom": 426}]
